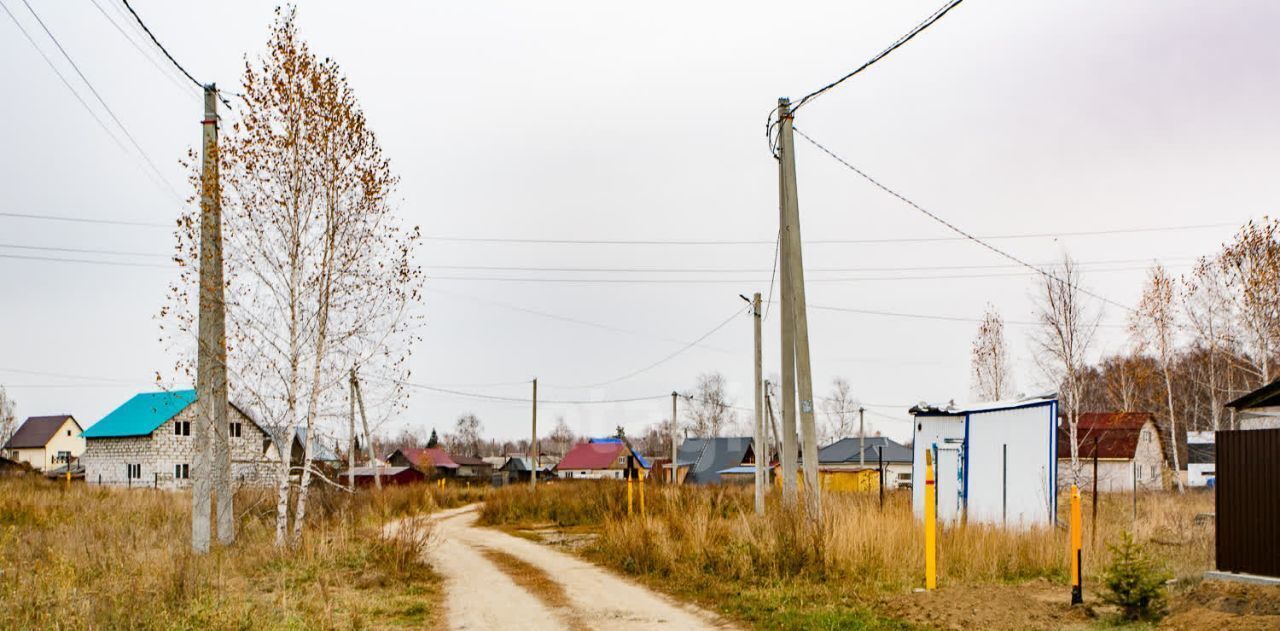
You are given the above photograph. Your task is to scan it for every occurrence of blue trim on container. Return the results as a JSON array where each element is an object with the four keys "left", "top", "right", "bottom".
[{"left": 962, "top": 412, "right": 971, "bottom": 512}]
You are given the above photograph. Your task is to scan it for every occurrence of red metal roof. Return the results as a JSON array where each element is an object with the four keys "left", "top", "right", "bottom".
[
  {"left": 395, "top": 447, "right": 459, "bottom": 469},
  {"left": 556, "top": 440, "right": 626, "bottom": 470},
  {"left": 1057, "top": 412, "right": 1155, "bottom": 460}
]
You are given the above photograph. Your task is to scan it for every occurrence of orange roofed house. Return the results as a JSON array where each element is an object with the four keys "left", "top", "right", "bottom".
[{"left": 1056, "top": 412, "right": 1170, "bottom": 492}]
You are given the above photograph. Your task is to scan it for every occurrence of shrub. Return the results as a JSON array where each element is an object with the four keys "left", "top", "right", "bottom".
[{"left": 1101, "top": 531, "right": 1170, "bottom": 620}]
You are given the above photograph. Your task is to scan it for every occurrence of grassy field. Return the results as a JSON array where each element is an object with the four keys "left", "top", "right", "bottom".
[
  {"left": 479, "top": 481, "right": 1236, "bottom": 630},
  {"left": 0, "top": 474, "right": 483, "bottom": 630}
]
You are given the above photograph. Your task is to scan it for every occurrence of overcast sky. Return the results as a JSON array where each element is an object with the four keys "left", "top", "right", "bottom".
[{"left": 2, "top": 1, "right": 1277, "bottom": 445}]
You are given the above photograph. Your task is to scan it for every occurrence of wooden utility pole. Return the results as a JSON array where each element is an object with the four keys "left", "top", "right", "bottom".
[
  {"left": 752, "top": 292, "right": 765, "bottom": 516},
  {"left": 776, "top": 97, "right": 820, "bottom": 519},
  {"left": 859, "top": 406, "right": 866, "bottom": 467},
  {"left": 670, "top": 392, "right": 678, "bottom": 484},
  {"left": 530, "top": 378, "right": 538, "bottom": 490},
  {"left": 351, "top": 371, "right": 379, "bottom": 489},
  {"left": 348, "top": 369, "right": 357, "bottom": 490},
  {"left": 194, "top": 83, "right": 232, "bottom": 552}
]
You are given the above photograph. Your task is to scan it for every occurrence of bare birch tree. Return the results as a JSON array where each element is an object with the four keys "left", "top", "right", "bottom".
[
  {"left": 970, "top": 305, "right": 1012, "bottom": 401},
  {"left": 1183, "top": 256, "right": 1238, "bottom": 431},
  {"left": 1131, "top": 264, "right": 1185, "bottom": 492},
  {"left": 164, "top": 8, "right": 419, "bottom": 548},
  {"left": 820, "top": 377, "right": 858, "bottom": 444},
  {"left": 684, "top": 372, "right": 734, "bottom": 438},
  {"left": 1032, "top": 254, "right": 1099, "bottom": 485},
  {"left": 0, "top": 386, "right": 15, "bottom": 451}
]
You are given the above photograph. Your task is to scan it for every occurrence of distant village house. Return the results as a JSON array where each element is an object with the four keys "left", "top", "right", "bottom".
[{"left": 2, "top": 414, "right": 84, "bottom": 472}]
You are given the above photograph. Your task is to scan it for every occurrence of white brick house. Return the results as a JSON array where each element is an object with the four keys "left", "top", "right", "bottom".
[{"left": 82, "top": 389, "right": 283, "bottom": 490}]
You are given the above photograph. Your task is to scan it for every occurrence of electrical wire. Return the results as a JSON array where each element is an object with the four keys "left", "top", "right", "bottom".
[
  {"left": 362, "top": 375, "right": 669, "bottom": 406},
  {"left": 17, "top": 0, "right": 184, "bottom": 202},
  {"left": 117, "top": 0, "right": 233, "bottom": 107},
  {"left": 0, "top": 242, "right": 170, "bottom": 258},
  {"left": 791, "top": 0, "right": 965, "bottom": 114},
  {"left": 0, "top": 253, "right": 171, "bottom": 269},
  {"left": 88, "top": 0, "right": 194, "bottom": 99},
  {"left": 792, "top": 126, "right": 1137, "bottom": 314},
  {"left": 0, "top": 211, "right": 171, "bottom": 228},
  {"left": 564, "top": 307, "right": 745, "bottom": 388}
]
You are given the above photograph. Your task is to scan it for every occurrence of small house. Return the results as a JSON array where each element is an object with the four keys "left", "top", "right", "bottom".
[
  {"left": 910, "top": 394, "right": 1058, "bottom": 526},
  {"left": 2, "top": 415, "right": 84, "bottom": 472},
  {"left": 1226, "top": 379, "right": 1280, "bottom": 430},
  {"left": 81, "top": 389, "right": 279, "bottom": 489},
  {"left": 1186, "top": 431, "right": 1215, "bottom": 488},
  {"left": 340, "top": 465, "right": 425, "bottom": 487},
  {"left": 819, "top": 436, "right": 913, "bottom": 490},
  {"left": 1055, "top": 412, "right": 1168, "bottom": 492},
  {"left": 387, "top": 447, "right": 493, "bottom": 480},
  {"left": 498, "top": 455, "right": 546, "bottom": 483},
  {"left": 554, "top": 438, "right": 648, "bottom": 480},
  {"left": 675, "top": 436, "right": 756, "bottom": 485}
]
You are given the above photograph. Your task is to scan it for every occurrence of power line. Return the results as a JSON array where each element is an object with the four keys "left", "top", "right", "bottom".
[
  {"left": 565, "top": 307, "right": 745, "bottom": 388},
  {"left": 363, "top": 375, "right": 669, "bottom": 406},
  {"left": 0, "top": 242, "right": 170, "bottom": 258},
  {"left": 798, "top": 301, "right": 1127, "bottom": 329},
  {"left": 87, "top": 0, "right": 194, "bottom": 99},
  {"left": 792, "top": 0, "right": 965, "bottom": 113},
  {"left": 792, "top": 126, "right": 1137, "bottom": 314},
  {"left": 118, "top": 0, "right": 200, "bottom": 88},
  {"left": 17, "top": 0, "right": 184, "bottom": 202},
  {"left": 417, "top": 257, "right": 1191, "bottom": 274},
  {"left": 420, "top": 223, "right": 1237, "bottom": 246},
  {"left": 0, "top": 210, "right": 1239, "bottom": 244},
  {"left": 0, "top": 253, "right": 171, "bottom": 269},
  {"left": 0, "top": 211, "right": 172, "bottom": 228}
]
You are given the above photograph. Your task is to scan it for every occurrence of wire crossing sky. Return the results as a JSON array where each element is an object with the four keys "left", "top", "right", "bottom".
[{"left": 1, "top": 1, "right": 1276, "bottom": 443}]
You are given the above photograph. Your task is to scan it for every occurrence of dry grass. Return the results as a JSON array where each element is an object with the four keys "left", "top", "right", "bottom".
[
  {"left": 480, "top": 481, "right": 1217, "bottom": 629},
  {"left": 0, "top": 475, "right": 472, "bottom": 630}
]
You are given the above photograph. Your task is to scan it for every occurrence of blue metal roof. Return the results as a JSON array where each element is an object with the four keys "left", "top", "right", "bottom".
[{"left": 82, "top": 390, "right": 197, "bottom": 438}]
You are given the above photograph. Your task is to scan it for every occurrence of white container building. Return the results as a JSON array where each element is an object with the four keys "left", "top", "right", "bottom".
[{"left": 911, "top": 394, "right": 1058, "bottom": 527}]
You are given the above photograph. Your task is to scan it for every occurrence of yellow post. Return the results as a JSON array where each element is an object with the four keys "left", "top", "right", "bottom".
[
  {"left": 1070, "top": 484, "right": 1083, "bottom": 605},
  {"left": 924, "top": 449, "right": 937, "bottom": 590},
  {"left": 627, "top": 468, "right": 634, "bottom": 517},
  {"left": 639, "top": 468, "right": 646, "bottom": 517}
]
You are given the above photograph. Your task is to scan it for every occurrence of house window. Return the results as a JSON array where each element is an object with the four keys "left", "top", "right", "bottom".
[
  {"left": 56, "top": 451, "right": 71, "bottom": 464},
  {"left": 229, "top": 422, "right": 242, "bottom": 438},
  {"left": 1150, "top": 465, "right": 1157, "bottom": 480},
  {"left": 175, "top": 421, "right": 190, "bottom": 436},
  {"left": 175, "top": 463, "right": 189, "bottom": 479},
  {"left": 66, "top": 430, "right": 71, "bottom": 436},
  {"left": 127, "top": 463, "right": 141, "bottom": 479}
]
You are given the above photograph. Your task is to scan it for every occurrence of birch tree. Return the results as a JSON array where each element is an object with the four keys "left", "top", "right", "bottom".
[
  {"left": 820, "top": 377, "right": 859, "bottom": 444},
  {"left": 1218, "top": 218, "right": 1280, "bottom": 384},
  {"left": 1131, "top": 264, "right": 1185, "bottom": 492},
  {"left": 0, "top": 386, "right": 15, "bottom": 451},
  {"left": 970, "top": 305, "right": 1012, "bottom": 401},
  {"left": 165, "top": 8, "right": 419, "bottom": 548},
  {"left": 685, "top": 372, "right": 734, "bottom": 438},
  {"left": 1032, "top": 254, "right": 1099, "bottom": 485},
  {"left": 1183, "top": 256, "right": 1238, "bottom": 431}
]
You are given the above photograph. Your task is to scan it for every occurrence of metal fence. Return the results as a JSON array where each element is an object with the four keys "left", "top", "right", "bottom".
[{"left": 1215, "top": 428, "right": 1280, "bottom": 578}]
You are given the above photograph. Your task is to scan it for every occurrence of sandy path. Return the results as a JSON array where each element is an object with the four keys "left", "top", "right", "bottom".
[{"left": 424, "top": 505, "right": 738, "bottom": 631}]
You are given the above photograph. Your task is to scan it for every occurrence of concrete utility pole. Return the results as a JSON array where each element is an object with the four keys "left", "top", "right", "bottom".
[
  {"left": 752, "top": 292, "right": 765, "bottom": 516},
  {"left": 351, "top": 371, "right": 379, "bottom": 490},
  {"left": 194, "top": 84, "right": 232, "bottom": 552},
  {"left": 776, "top": 97, "right": 820, "bottom": 519},
  {"left": 348, "top": 369, "right": 357, "bottom": 490},
  {"left": 764, "top": 380, "right": 776, "bottom": 489},
  {"left": 859, "top": 407, "right": 866, "bottom": 467},
  {"left": 530, "top": 378, "right": 538, "bottom": 490},
  {"left": 670, "top": 391, "right": 678, "bottom": 484}
]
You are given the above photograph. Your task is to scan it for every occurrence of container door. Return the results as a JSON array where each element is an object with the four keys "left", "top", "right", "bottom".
[{"left": 936, "top": 447, "right": 961, "bottom": 524}]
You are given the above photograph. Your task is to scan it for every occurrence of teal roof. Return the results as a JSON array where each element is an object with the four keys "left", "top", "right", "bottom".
[{"left": 82, "top": 390, "right": 198, "bottom": 438}]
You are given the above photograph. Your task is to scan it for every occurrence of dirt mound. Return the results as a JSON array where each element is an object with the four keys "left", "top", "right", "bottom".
[
  {"left": 1160, "top": 580, "right": 1280, "bottom": 630},
  {"left": 879, "top": 579, "right": 1098, "bottom": 631}
]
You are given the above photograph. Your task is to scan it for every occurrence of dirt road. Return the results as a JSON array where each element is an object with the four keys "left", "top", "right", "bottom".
[{"left": 424, "top": 505, "right": 738, "bottom": 631}]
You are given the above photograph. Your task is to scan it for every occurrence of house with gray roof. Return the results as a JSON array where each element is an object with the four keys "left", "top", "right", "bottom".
[
  {"left": 81, "top": 389, "right": 282, "bottom": 489},
  {"left": 819, "top": 436, "right": 914, "bottom": 489},
  {"left": 2, "top": 414, "right": 84, "bottom": 472},
  {"left": 675, "top": 436, "right": 757, "bottom": 485}
]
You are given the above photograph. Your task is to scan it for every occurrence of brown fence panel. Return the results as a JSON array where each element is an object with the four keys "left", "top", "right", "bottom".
[{"left": 1215, "top": 428, "right": 1280, "bottom": 577}]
